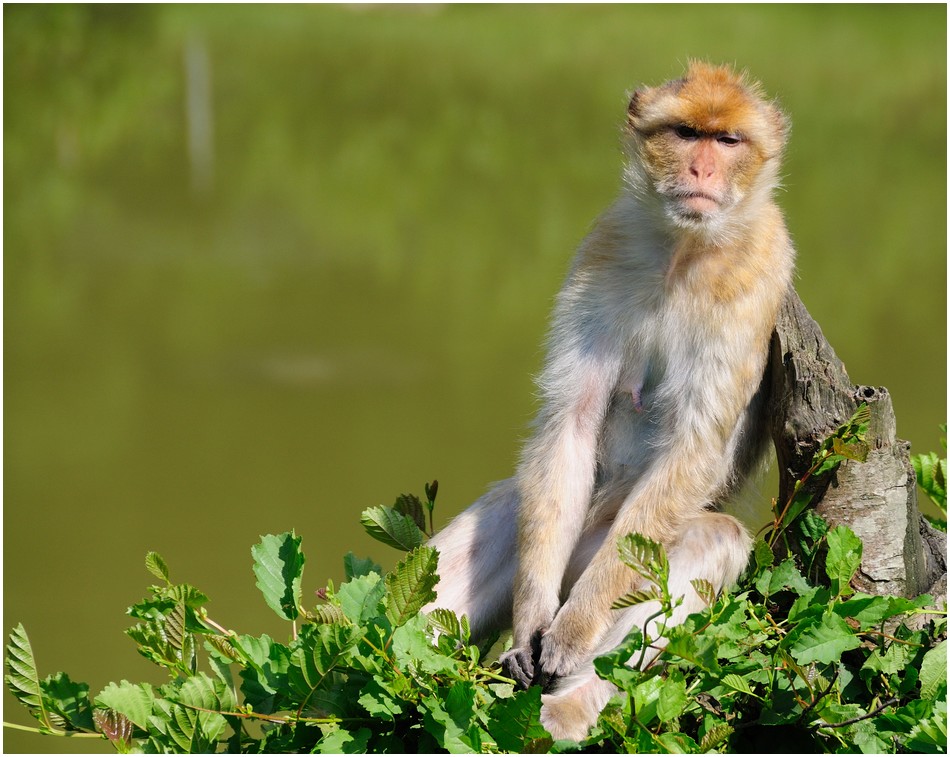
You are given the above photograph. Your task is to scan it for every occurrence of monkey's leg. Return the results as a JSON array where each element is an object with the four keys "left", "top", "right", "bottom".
[
  {"left": 540, "top": 511, "right": 751, "bottom": 742},
  {"left": 423, "top": 478, "right": 520, "bottom": 642}
]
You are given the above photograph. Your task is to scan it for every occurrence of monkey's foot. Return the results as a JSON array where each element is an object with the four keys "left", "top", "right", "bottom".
[
  {"left": 538, "top": 620, "right": 594, "bottom": 680},
  {"left": 540, "top": 697, "right": 594, "bottom": 743}
]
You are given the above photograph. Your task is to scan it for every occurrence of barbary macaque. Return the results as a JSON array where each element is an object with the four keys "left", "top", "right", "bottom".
[{"left": 424, "top": 62, "right": 795, "bottom": 741}]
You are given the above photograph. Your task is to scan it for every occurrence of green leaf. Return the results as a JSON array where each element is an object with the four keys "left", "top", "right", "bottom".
[
  {"left": 145, "top": 552, "right": 171, "bottom": 584},
  {"left": 920, "top": 640, "right": 947, "bottom": 701},
  {"left": 393, "top": 492, "right": 428, "bottom": 533},
  {"left": 41, "top": 672, "right": 95, "bottom": 732},
  {"left": 342, "top": 552, "right": 381, "bottom": 581},
  {"left": 486, "top": 685, "right": 549, "bottom": 752},
  {"left": 611, "top": 587, "right": 661, "bottom": 609},
  {"left": 617, "top": 533, "right": 669, "bottom": 581},
  {"left": 656, "top": 671, "right": 687, "bottom": 722},
  {"left": 913, "top": 450, "right": 948, "bottom": 512},
  {"left": 315, "top": 726, "right": 373, "bottom": 753},
  {"left": 337, "top": 572, "right": 386, "bottom": 625},
  {"left": 825, "top": 525, "right": 862, "bottom": 596},
  {"left": 720, "top": 672, "right": 755, "bottom": 696},
  {"left": 789, "top": 610, "right": 862, "bottom": 665},
  {"left": 427, "top": 608, "right": 465, "bottom": 641},
  {"left": 288, "top": 624, "right": 362, "bottom": 707},
  {"left": 95, "top": 680, "right": 156, "bottom": 731},
  {"left": 252, "top": 531, "right": 305, "bottom": 621},
  {"left": 385, "top": 546, "right": 439, "bottom": 628},
  {"left": 360, "top": 505, "right": 426, "bottom": 551},
  {"left": 699, "top": 722, "right": 734, "bottom": 751},
  {"left": 357, "top": 677, "right": 405, "bottom": 721},
  {"left": 753, "top": 539, "right": 774, "bottom": 570},
  {"left": 391, "top": 614, "right": 459, "bottom": 675},
  {"left": 632, "top": 675, "right": 664, "bottom": 725},
  {"left": 422, "top": 681, "right": 480, "bottom": 753},
  {"left": 904, "top": 698, "right": 947, "bottom": 752},
  {"left": 5, "top": 623, "right": 53, "bottom": 731},
  {"left": 307, "top": 603, "right": 350, "bottom": 625}
]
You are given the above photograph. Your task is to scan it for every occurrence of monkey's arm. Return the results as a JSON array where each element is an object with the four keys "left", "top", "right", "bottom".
[{"left": 502, "top": 304, "right": 622, "bottom": 688}]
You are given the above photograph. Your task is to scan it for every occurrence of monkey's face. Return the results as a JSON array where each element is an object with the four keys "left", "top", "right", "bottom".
[{"left": 624, "top": 62, "right": 788, "bottom": 232}]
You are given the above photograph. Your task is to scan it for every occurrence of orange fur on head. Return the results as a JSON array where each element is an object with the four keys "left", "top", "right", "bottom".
[{"left": 628, "top": 62, "right": 787, "bottom": 158}]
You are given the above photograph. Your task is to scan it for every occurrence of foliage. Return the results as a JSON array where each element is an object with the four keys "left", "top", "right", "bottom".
[
  {"left": 912, "top": 424, "right": 947, "bottom": 531},
  {"left": 5, "top": 416, "right": 947, "bottom": 753}
]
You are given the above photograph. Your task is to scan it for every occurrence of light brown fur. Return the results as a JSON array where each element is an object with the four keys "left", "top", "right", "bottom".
[{"left": 424, "top": 63, "right": 795, "bottom": 741}]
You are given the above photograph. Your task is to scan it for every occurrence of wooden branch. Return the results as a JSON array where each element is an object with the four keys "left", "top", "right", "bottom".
[{"left": 767, "top": 289, "right": 946, "bottom": 600}]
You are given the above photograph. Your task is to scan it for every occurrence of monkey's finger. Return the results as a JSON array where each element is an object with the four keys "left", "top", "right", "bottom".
[{"left": 499, "top": 647, "right": 535, "bottom": 690}]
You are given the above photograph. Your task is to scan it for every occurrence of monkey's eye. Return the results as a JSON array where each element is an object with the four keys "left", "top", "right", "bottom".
[
  {"left": 717, "top": 134, "right": 742, "bottom": 146},
  {"left": 673, "top": 124, "right": 699, "bottom": 140}
]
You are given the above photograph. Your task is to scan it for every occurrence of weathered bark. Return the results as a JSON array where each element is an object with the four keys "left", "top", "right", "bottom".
[{"left": 768, "top": 288, "right": 946, "bottom": 603}]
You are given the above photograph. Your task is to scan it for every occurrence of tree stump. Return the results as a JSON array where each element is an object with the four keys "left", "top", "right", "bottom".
[{"left": 767, "top": 289, "right": 946, "bottom": 603}]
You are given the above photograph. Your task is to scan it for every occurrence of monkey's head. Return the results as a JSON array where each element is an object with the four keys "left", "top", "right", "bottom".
[{"left": 623, "top": 62, "right": 789, "bottom": 235}]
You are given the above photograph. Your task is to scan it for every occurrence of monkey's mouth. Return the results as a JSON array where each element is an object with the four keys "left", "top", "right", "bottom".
[{"left": 673, "top": 191, "right": 720, "bottom": 215}]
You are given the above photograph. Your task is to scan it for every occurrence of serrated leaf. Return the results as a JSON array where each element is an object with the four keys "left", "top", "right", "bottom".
[
  {"left": 789, "top": 610, "right": 862, "bottom": 665},
  {"left": 307, "top": 603, "right": 350, "bottom": 625},
  {"left": 5, "top": 623, "right": 53, "bottom": 730},
  {"left": 252, "top": 532, "right": 305, "bottom": 621},
  {"left": 385, "top": 546, "right": 439, "bottom": 628},
  {"left": 690, "top": 578, "right": 717, "bottom": 607},
  {"left": 360, "top": 506, "right": 426, "bottom": 551},
  {"left": 919, "top": 640, "right": 947, "bottom": 701},
  {"left": 315, "top": 726, "right": 373, "bottom": 753},
  {"left": 657, "top": 672, "right": 687, "bottom": 722},
  {"left": 338, "top": 572, "right": 386, "bottom": 625},
  {"left": 611, "top": 587, "right": 661, "bottom": 609},
  {"left": 487, "top": 685, "right": 549, "bottom": 751},
  {"left": 175, "top": 671, "right": 237, "bottom": 715},
  {"left": 720, "top": 672, "right": 754, "bottom": 696},
  {"left": 42, "top": 672, "right": 95, "bottom": 732},
  {"left": 358, "top": 677, "right": 405, "bottom": 721},
  {"left": 825, "top": 525, "right": 862, "bottom": 596},
  {"left": 427, "top": 608, "right": 463, "bottom": 640},
  {"left": 145, "top": 552, "right": 171, "bottom": 584},
  {"left": 95, "top": 680, "right": 156, "bottom": 730},
  {"left": 753, "top": 539, "right": 774, "bottom": 570},
  {"left": 94, "top": 708, "right": 133, "bottom": 753},
  {"left": 342, "top": 552, "right": 382, "bottom": 581},
  {"left": 700, "top": 722, "right": 733, "bottom": 751},
  {"left": 288, "top": 625, "right": 361, "bottom": 708},
  {"left": 205, "top": 634, "right": 239, "bottom": 662},
  {"left": 914, "top": 451, "right": 948, "bottom": 511},
  {"left": 617, "top": 533, "right": 669, "bottom": 580},
  {"left": 391, "top": 614, "right": 459, "bottom": 675},
  {"left": 393, "top": 492, "right": 427, "bottom": 532}
]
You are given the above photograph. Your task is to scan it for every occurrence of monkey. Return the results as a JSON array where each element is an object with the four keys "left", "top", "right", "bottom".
[{"left": 423, "top": 62, "right": 795, "bottom": 742}]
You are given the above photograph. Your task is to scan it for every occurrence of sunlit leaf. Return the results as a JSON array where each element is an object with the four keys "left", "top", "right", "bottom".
[
  {"left": 144, "top": 552, "right": 171, "bottom": 584},
  {"left": 95, "top": 680, "right": 156, "bottom": 731},
  {"left": 385, "top": 546, "right": 439, "bottom": 628},
  {"left": 252, "top": 532, "right": 305, "bottom": 621},
  {"left": 360, "top": 506, "right": 426, "bottom": 552},
  {"left": 5, "top": 623, "right": 52, "bottom": 731}
]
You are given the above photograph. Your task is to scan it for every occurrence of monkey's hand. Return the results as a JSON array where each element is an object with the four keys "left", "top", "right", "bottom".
[
  {"left": 499, "top": 628, "right": 545, "bottom": 690},
  {"left": 538, "top": 602, "right": 606, "bottom": 680}
]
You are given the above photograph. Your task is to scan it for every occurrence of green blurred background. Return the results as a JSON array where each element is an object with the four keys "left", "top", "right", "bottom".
[{"left": 4, "top": 5, "right": 946, "bottom": 752}]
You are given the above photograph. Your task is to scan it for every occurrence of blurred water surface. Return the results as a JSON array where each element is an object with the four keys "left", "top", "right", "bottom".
[{"left": 4, "top": 5, "right": 945, "bottom": 752}]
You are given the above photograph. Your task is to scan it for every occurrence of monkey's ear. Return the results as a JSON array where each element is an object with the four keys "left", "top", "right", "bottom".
[
  {"left": 766, "top": 103, "right": 791, "bottom": 148},
  {"left": 626, "top": 88, "right": 651, "bottom": 130}
]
